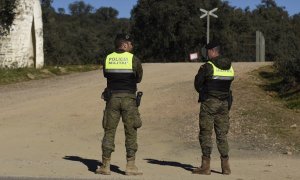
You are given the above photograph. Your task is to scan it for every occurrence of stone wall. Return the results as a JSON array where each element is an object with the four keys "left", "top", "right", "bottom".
[{"left": 0, "top": 0, "right": 44, "bottom": 69}]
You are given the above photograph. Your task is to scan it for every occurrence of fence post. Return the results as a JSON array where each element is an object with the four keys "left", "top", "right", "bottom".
[{"left": 256, "top": 31, "right": 265, "bottom": 62}]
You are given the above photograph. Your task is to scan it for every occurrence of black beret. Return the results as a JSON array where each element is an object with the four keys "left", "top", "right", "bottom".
[
  {"left": 205, "top": 41, "right": 220, "bottom": 50},
  {"left": 115, "top": 33, "right": 132, "bottom": 42}
]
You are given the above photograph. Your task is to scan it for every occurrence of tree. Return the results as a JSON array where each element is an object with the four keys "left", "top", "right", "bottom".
[
  {"left": 0, "top": 0, "right": 17, "bottom": 36},
  {"left": 131, "top": 0, "right": 206, "bottom": 62},
  {"left": 40, "top": 0, "right": 129, "bottom": 65},
  {"left": 94, "top": 7, "right": 119, "bottom": 21},
  {"left": 69, "top": 1, "right": 94, "bottom": 16},
  {"left": 275, "top": 13, "right": 300, "bottom": 84},
  {"left": 58, "top": 8, "right": 65, "bottom": 15}
]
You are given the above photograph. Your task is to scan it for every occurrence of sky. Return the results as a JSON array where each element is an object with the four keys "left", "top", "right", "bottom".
[{"left": 52, "top": 0, "right": 300, "bottom": 18}]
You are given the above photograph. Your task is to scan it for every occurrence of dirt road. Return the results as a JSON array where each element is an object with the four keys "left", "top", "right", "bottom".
[{"left": 0, "top": 62, "right": 299, "bottom": 180}]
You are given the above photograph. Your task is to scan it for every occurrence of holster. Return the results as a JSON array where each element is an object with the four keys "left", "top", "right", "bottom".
[
  {"left": 101, "top": 88, "right": 112, "bottom": 102},
  {"left": 136, "top": 91, "right": 143, "bottom": 107}
]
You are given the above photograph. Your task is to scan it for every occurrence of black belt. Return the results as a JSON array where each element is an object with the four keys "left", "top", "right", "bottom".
[{"left": 110, "top": 90, "right": 136, "bottom": 94}]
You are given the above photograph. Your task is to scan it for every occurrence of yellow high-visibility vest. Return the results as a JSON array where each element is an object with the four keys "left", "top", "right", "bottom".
[
  {"left": 208, "top": 61, "right": 234, "bottom": 80},
  {"left": 105, "top": 52, "right": 134, "bottom": 73}
]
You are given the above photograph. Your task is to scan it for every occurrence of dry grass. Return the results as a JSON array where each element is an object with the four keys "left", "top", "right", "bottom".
[{"left": 0, "top": 65, "right": 101, "bottom": 85}]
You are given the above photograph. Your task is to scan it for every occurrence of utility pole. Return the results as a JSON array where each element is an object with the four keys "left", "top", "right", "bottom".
[{"left": 200, "top": 8, "right": 218, "bottom": 44}]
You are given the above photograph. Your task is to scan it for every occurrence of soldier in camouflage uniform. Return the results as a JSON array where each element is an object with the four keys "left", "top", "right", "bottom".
[
  {"left": 96, "top": 34, "right": 143, "bottom": 176},
  {"left": 193, "top": 41, "right": 234, "bottom": 175}
]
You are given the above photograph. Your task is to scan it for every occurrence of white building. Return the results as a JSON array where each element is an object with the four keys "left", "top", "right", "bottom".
[{"left": 0, "top": 0, "right": 44, "bottom": 69}]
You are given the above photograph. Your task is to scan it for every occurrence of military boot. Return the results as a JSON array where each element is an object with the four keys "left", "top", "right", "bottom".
[
  {"left": 221, "top": 156, "right": 231, "bottom": 175},
  {"left": 192, "top": 156, "right": 211, "bottom": 175},
  {"left": 125, "top": 157, "right": 143, "bottom": 176},
  {"left": 95, "top": 156, "right": 111, "bottom": 175}
]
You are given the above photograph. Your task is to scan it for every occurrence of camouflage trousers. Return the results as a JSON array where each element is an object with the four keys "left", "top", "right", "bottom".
[
  {"left": 101, "top": 93, "right": 142, "bottom": 158},
  {"left": 199, "top": 97, "right": 230, "bottom": 157}
]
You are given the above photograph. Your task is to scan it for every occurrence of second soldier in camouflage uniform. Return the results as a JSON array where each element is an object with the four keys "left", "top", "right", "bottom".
[
  {"left": 193, "top": 41, "right": 234, "bottom": 175},
  {"left": 96, "top": 34, "right": 143, "bottom": 176}
]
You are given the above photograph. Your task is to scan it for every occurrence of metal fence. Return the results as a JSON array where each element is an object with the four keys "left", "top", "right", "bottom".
[{"left": 224, "top": 31, "right": 265, "bottom": 62}]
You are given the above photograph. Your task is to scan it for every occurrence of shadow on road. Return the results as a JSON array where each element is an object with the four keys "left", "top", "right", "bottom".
[
  {"left": 144, "top": 158, "right": 195, "bottom": 172},
  {"left": 211, "top": 169, "right": 222, "bottom": 174},
  {"left": 144, "top": 158, "right": 222, "bottom": 174},
  {"left": 63, "top": 156, "right": 125, "bottom": 175}
]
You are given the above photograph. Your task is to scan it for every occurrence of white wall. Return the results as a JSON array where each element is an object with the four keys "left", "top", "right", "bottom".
[{"left": 0, "top": 0, "right": 44, "bottom": 69}]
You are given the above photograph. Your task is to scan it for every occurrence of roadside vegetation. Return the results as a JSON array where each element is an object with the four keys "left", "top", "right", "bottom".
[
  {"left": 0, "top": 65, "right": 101, "bottom": 85},
  {"left": 254, "top": 65, "right": 300, "bottom": 153},
  {"left": 256, "top": 65, "right": 300, "bottom": 110}
]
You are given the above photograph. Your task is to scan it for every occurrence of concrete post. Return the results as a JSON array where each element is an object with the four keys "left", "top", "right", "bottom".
[{"left": 256, "top": 31, "right": 265, "bottom": 62}]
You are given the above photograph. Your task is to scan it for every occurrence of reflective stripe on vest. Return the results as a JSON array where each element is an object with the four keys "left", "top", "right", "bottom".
[
  {"left": 207, "top": 61, "right": 234, "bottom": 80},
  {"left": 105, "top": 52, "right": 134, "bottom": 73}
]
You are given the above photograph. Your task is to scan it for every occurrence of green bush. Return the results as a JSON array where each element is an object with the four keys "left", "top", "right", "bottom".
[
  {"left": 257, "top": 65, "right": 300, "bottom": 110},
  {"left": 0, "top": 65, "right": 101, "bottom": 85},
  {"left": 275, "top": 58, "right": 300, "bottom": 87}
]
